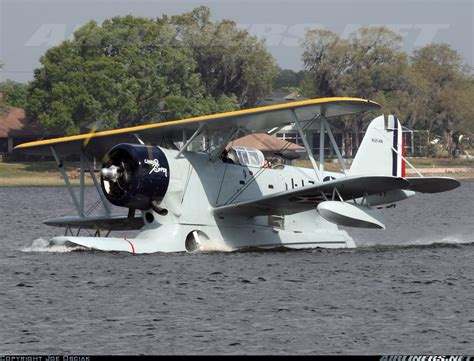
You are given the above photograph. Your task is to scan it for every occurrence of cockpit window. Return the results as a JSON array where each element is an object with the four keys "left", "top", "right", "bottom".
[
  {"left": 240, "top": 151, "right": 250, "bottom": 164},
  {"left": 229, "top": 147, "right": 265, "bottom": 167},
  {"left": 249, "top": 152, "right": 260, "bottom": 165}
]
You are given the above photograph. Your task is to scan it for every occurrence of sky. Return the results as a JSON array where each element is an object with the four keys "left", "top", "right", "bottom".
[{"left": 0, "top": 0, "right": 472, "bottom": 83}]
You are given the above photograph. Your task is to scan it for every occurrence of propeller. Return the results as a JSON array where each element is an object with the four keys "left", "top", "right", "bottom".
[{"left": 101, "top": 147, "right": 136, "bottom": 199}]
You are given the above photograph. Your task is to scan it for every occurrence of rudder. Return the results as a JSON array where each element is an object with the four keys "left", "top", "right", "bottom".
[{"left": 349, "top": 115, "right": 405, "bottom": 177}]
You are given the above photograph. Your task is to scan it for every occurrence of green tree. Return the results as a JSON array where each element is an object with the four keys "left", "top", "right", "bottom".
[
  {"left": 0, "top": 80, "right": 29, "bottom": 108},
  {"left": 28, "top": 8, "right": 275, "bottom": 135},
  {"left": 0, "top": 63, "right": 7, "bottom": 114},
  {"left": 162, "top": 94, "right": 238, "bottom": 121},
  {"left": 171, "top": 6, "right": 278, "bottom": 107},
  {"left": 301, "top": 26, "right": 411, "bottom": 154},
  {"left": 411, "top": 43, "right": 474, "bottom": 156},
  {"left": 301, "top": 29, "right": 352, "bottom": 97},
  {"left": 273, "top": 69, "right": 307, "bottom": 90},
  {"left": 29, "top": 17, "right": 204, "bottom": 134}
]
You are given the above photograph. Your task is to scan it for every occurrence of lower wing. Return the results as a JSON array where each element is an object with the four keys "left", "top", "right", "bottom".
[{"left": 212, "top": 175, "right": 409, "bottom": 217}]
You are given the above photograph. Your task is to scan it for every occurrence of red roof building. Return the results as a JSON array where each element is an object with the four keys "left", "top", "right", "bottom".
[
  {"left": 229, "top": 132, "right": 304, "bottom": 152},
  {"left": 0, "top": 107, "right": 44, "bottom": 154}
]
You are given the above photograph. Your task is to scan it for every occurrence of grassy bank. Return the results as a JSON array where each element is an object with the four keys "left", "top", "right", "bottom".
[
  {"left": 0, "top": 162, "right": 94, "bottom": 187},
  {"left": 296, "top": 157, "right": 474, "bottom": 179},
  {"left": 1, "top": 157, "right": 473, "bottom": 187}
]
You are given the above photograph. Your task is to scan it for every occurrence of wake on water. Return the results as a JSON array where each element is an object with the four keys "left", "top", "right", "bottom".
[
  {"left": 21, "top": 238, "right": 87, "bottom": 253},
  {"left": 411, "top": 235, "right": 474, "bottom": 245},
  {"left": 197, "top": 239, "right": 234, "bottom": 253},
  {"left": 353, "top": 235, "right": 474, "bottom": 253}
]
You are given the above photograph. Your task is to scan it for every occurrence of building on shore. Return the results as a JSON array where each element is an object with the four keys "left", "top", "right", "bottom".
[
  {"left": 0, "top": 107, "right": 45, "bottom": 157},
  {"left": 228, "top": 132, "right": 305, "bottom": 165}
]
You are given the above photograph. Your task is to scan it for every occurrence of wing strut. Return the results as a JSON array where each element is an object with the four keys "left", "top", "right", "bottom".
[
  {"left": 50, "top": 145, "right": 112, "bottom": 217},
  {"left": 319, "top": 117, "right": 325, "bottom": 177},
  {"left": 79, "top": 152, "right": 85, "bottom": 215},
  {"left": 176, "top": 124, "right": 205, "bottom": 159},
  {"left": 82, "top": 153, "right": 111, "bottom": 215},
  {"left": 209, "top": 127, "right": 241, "bottom": 162},
  {"left": 50, "top": 146, "right": 83, "bottom": 216},
  {"left": 290, "top": 110, "right": 321, "bottom": 182},
  {"left": 322, "top": 117, "right": 348, "bottom": 175}
]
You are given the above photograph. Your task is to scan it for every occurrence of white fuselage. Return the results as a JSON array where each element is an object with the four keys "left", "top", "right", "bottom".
[{"left": 133, "top": 148, "right": 355, "bottom": 252}]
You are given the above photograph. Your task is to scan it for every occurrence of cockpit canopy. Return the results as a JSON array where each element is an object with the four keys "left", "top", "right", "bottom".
[{"left": 228, "top": 147, "right": 265, "bottom": 167}]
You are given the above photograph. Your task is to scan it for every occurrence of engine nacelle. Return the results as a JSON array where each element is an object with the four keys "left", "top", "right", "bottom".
[{"left": 100, "top": 143, "right": 170, "bottom": 210}]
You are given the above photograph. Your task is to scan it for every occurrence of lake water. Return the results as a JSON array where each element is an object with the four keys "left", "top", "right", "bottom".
[{"left": 0, "top": 182, "right": 473, "bottom": 354}]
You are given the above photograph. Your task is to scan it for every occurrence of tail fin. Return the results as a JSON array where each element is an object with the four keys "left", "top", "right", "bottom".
[{"left": 349, "top": 115, "right": 405, "bottom": 177}]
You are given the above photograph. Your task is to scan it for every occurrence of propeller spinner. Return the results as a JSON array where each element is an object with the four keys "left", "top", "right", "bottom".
[{"left": 100, "top": 165, "right": 121, "bottom": 182}]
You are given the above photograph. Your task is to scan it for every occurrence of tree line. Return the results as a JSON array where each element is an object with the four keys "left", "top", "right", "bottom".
[
  {"left": 0, "top": 6, "right": 472, "bottom": 156},
  {"left": 276, "top": 27, "right": 474, "bottom": 156},
  {"left": 0, "top": 79, "right": 28, "bottom": 110}
]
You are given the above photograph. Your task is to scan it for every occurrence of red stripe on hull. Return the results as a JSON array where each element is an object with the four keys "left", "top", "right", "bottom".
[{"left": 125, "top": 238, "right": 135, "bottom": 254}]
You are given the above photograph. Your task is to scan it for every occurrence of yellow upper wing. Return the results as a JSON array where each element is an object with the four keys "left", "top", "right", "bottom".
[{"left": 14, "top": 97, "right": 379, "bottom": 158}]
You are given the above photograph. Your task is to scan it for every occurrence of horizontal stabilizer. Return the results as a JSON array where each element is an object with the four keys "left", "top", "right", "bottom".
[
  {"left": 317, "top": 201, "right": 385, "bottom": 229},
  {"left": 44, "top": 214, "right": 144, "bottom": 230},
  {"left": 404, "top": 177, "right": 460, "bottom": 193}
]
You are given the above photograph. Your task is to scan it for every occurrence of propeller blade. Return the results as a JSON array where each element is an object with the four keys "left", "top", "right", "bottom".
[{"left": 82, "top": 119, "right": 104, "bottom": 149}]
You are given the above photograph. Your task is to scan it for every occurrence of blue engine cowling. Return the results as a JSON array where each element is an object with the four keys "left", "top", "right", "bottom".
[{"left": 100, "top": 143, "right": 170, "bottom": 210}]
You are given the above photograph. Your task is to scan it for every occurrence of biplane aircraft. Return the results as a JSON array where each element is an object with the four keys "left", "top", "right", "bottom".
[{"left": 15, "top": 97, "right": 460, "bottom": 253}]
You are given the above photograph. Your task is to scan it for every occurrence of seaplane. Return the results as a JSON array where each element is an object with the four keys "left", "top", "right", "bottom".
[{"left": 14, "top": 97, "right": 460, "bottom": 253}]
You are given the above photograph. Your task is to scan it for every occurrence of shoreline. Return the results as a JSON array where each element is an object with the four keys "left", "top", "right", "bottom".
[
  {"left": 0, "top": 178, "right": 95, "bottom": 187},
  {"left": 405, "top": 167, "right": 474, "bottom": 179}
]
